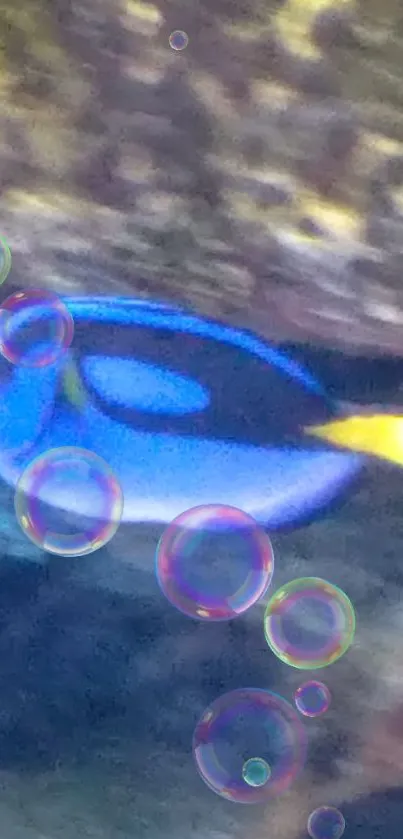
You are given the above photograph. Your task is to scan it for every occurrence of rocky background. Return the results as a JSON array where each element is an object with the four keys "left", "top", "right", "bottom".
[
  {"left": 1, "top": 0, "right": 403, "bottom": 838},
  {"left": 1, "top": 0, "right": 403, "bottom": 352}
]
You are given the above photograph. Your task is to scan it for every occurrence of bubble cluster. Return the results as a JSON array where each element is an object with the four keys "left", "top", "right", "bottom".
[
  {"left": 156, "top": 504, "right": 274, "bottom": 621},
  {"left": 193, "top": 688, "right": 307, "bottom": 803},
  {"left": 169, "top": 30, "right": 189, "bottom": 50},
  {"left": 294, "top": 681, "right": 331, "bottom": 718},
  {"left": 264, "top": 577, "right": 355, "bottom": 669},
  {"left": 15, "top": 447, "right": 123, "bottom": 557},
  {"left": 308, "top": 806, "right": 346, "bottom": 839},
  {"left": 0, "top": 235, "right": 12, "bottom": 286},
  {"left": 0, "top": 288, "right": 74, "bottom": 367}
]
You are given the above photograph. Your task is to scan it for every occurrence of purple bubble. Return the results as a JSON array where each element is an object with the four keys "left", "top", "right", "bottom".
[
  {"left": 193, "top": 688, "right": 307, "bottom": 803},
  {"left": 308, "top": 806, "right": 345, "bottom": 839},
  {"left": 15, "top": 447, "right": 123, "bottom": 557},
  {"left": 0, "top": 288, "right": 74, "bottom": 367},
  {"left": 294, "top": 681, "right": 331, "bottom": 717},
  {"left": 169, "top": 30, "right": 189, "bottom": 50},
  {"left": 156, "top": 504, "right": 274, "bottom": 620}
]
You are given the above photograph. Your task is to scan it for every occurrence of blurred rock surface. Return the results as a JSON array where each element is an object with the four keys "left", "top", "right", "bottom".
[{"left": 1, "top": 0, "right": 403, "bottom": 354}]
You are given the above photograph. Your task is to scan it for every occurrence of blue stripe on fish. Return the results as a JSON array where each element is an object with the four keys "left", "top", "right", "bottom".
[{"left": 82, "top": 356, "right": 210, "bottom": 414}]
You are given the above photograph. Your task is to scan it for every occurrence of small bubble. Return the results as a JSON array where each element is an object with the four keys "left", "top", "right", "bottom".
[
  {"left": 0, "top": 288, "right": 74, "bottom": 368},
  {"left": 169, "top": 30, "right": 189, "bottom": 51},
  {"left": 294, "top": 681, "right": 331, "bottom": 717},
  {"left": 0, "top": 236, "right": 12, "bottom": 286},
  {"left": 308, "top": 807, "right": 345, "bottom": 839},
  {"left": 242, "top": 757, "right": 271, "bottom": 787}
]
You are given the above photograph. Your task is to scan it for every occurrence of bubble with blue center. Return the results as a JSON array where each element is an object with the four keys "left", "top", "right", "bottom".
[
  {"left": 0, "top": 288, "right": 73, "bottom": 368},
  {"left": 169, "top": 30, "right": 189, "bottom": 50},
  {"left": 156, "top": 504, "right": 274, "bottom": 621},
  {"left": 193, "top": 688, "right": 307, "bottom": 803},
  {"left": 15, "top": 446, "right": 124, "bottom": 557},
  {"left": 308, "top": 806, "right": 346, "bottom": 839}
]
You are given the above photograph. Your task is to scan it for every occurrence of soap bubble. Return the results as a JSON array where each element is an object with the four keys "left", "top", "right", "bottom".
[
  {"left": 242, "top": 757, "right": 271, "bottom": 787},
  {"left": 264, "top": 577, "right": 355, "bottom": 669},
  {"left": 193, "top": 688, "right": 307, "bottom": 803},
  {"left": 156, "top": 504, "right": 274, "bottom": 620},
  {"left": 15, "top": 447, "right": 123, "bottom": 557},
  {"left": 294, "top": 681, "right": 331, "bottom": 717},
  {"left": 0, "top": 235, "right": 12, "bottom": 286},
  {"left": 0, "top": 288, "right": 74, "bottom": 367},
  {"left": 308, "top": 806, "right": 346, "bottom": 839},
  {"left": 169, "top": 30, "right": 189, "bottom": 50}
]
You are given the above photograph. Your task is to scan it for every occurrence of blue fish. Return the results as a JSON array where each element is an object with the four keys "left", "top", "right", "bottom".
[{"left": 0, "top": 295, "right": 365, "bottom": 529}]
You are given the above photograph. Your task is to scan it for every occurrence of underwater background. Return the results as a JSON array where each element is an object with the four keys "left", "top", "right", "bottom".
[{"left": 1, "top": 0, "right": 403, "bottom": 837}]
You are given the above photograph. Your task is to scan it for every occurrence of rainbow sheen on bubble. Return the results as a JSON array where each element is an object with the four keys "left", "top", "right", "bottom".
[
  {"left": 0, "top": 235, "right": 12, "bottom": 286},
  {"left": 15, "top": 447, "right": 123, "bottom": 557},
  {"left": 0, "top": 288, "right": 74, "bottom": 367},
  {"left": 294, "top": 681, "right": 331, "bottom": 717},
  {"left": 264, "top": 577, "right": 355, "bottom": 670},
  {"left": 156, "top": 504, "right": 274, "bottom": 621},
  {"left": 242, "top": 757, "right": 271, "bottom": 787},
  {"left": 193, "top": 688, "right": 307, "bottom": 804},
  {"left": 169, "top": 29, "right": 189, "bottom": 50},
  {"left": 308, "top": 807, "right": 346, "bottom": 839}
]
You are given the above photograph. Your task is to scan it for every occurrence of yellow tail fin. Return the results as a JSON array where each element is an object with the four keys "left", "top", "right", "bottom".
[{"left": 305, "top": 415, "right": 403, "bottom": 466}]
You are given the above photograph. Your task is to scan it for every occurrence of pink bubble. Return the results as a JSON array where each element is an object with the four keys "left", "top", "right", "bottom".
[
  {"left": 193, "top": 688, "right": 307, "bottom": 803},
  {"left": 15, "top": 447, "right": 123, "bottom": 557},
  {"left": 156, "top": 504, "right": 274, "bottom": 620},
  {"left": 0, "top": 288, "right": 74, "bottom": 367},
  {"left": 294, "top": 680, "right": 331, "bottom": 717}
]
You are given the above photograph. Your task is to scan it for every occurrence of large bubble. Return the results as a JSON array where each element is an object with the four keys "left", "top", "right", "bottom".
[
  {"left": 156, "top": 504, "right": 274, "bottom": 621},
  {"left": 264, "top": 577, "right": 355, "bottom": 669},
  {"left": 0, "top": 288, "right": 74, "bottom": 367},
  {"left": 15, "top": 447, "right": 123, "bottom": 557},
  {"left": 308, "top": 806, "right": 346, "bottom": 839},
  {"left": 193, "top": 688, "right": 307, "bottom": 803}
]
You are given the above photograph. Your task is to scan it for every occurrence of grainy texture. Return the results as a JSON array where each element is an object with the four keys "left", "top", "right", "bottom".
[
  {"left": 1, "top": 457, "right": 403, "bottom": 839},
  {"left": 1, "top": 0, "right": 403, "bottom": 837}
]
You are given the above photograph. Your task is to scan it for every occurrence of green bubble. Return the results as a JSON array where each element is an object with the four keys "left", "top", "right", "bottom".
[
  {"left": 0, "top": 236, "right": 12, "bottom": 286},
  {"left": 242, "top": 757, "right": 271, "bottom": 788},
  {"left": 264, "top": 577, "right": 356, "bottom": 670}
]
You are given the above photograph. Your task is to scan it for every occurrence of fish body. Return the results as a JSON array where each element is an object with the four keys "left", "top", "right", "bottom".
[{"left": 0, "top": 295, "right": 363, "bottom": 529}]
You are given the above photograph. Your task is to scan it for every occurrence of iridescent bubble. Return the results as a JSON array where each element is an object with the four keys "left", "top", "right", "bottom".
[
  {"left": 193, "top": 688, "right": 307, "bottom": 804},
  {"left": 242, "top": 757, "right": 271, "bottom": 787},
  {"left": 0, "top": 235, "right": 12, "bottom": 286},
  {"left": 294, "top": 681, "right": 331, "bottom": 717},
  {"left": 169, "top": 29, "right": 189, "bottom": 50},
  {"left": 156, "top": 504, "right": 274, "bottom": 621},
  {"left": 0, "top": 288, "right": 74, "bottom": 367},
  {"left": 15, "top": 447, "right": 123, "bottom": 557},
  {"left": 308, "top": 806, "right": 346, "bottom": 839},
  {"left": 264, "top": 577, "right": 355, "bottom": 669}
]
